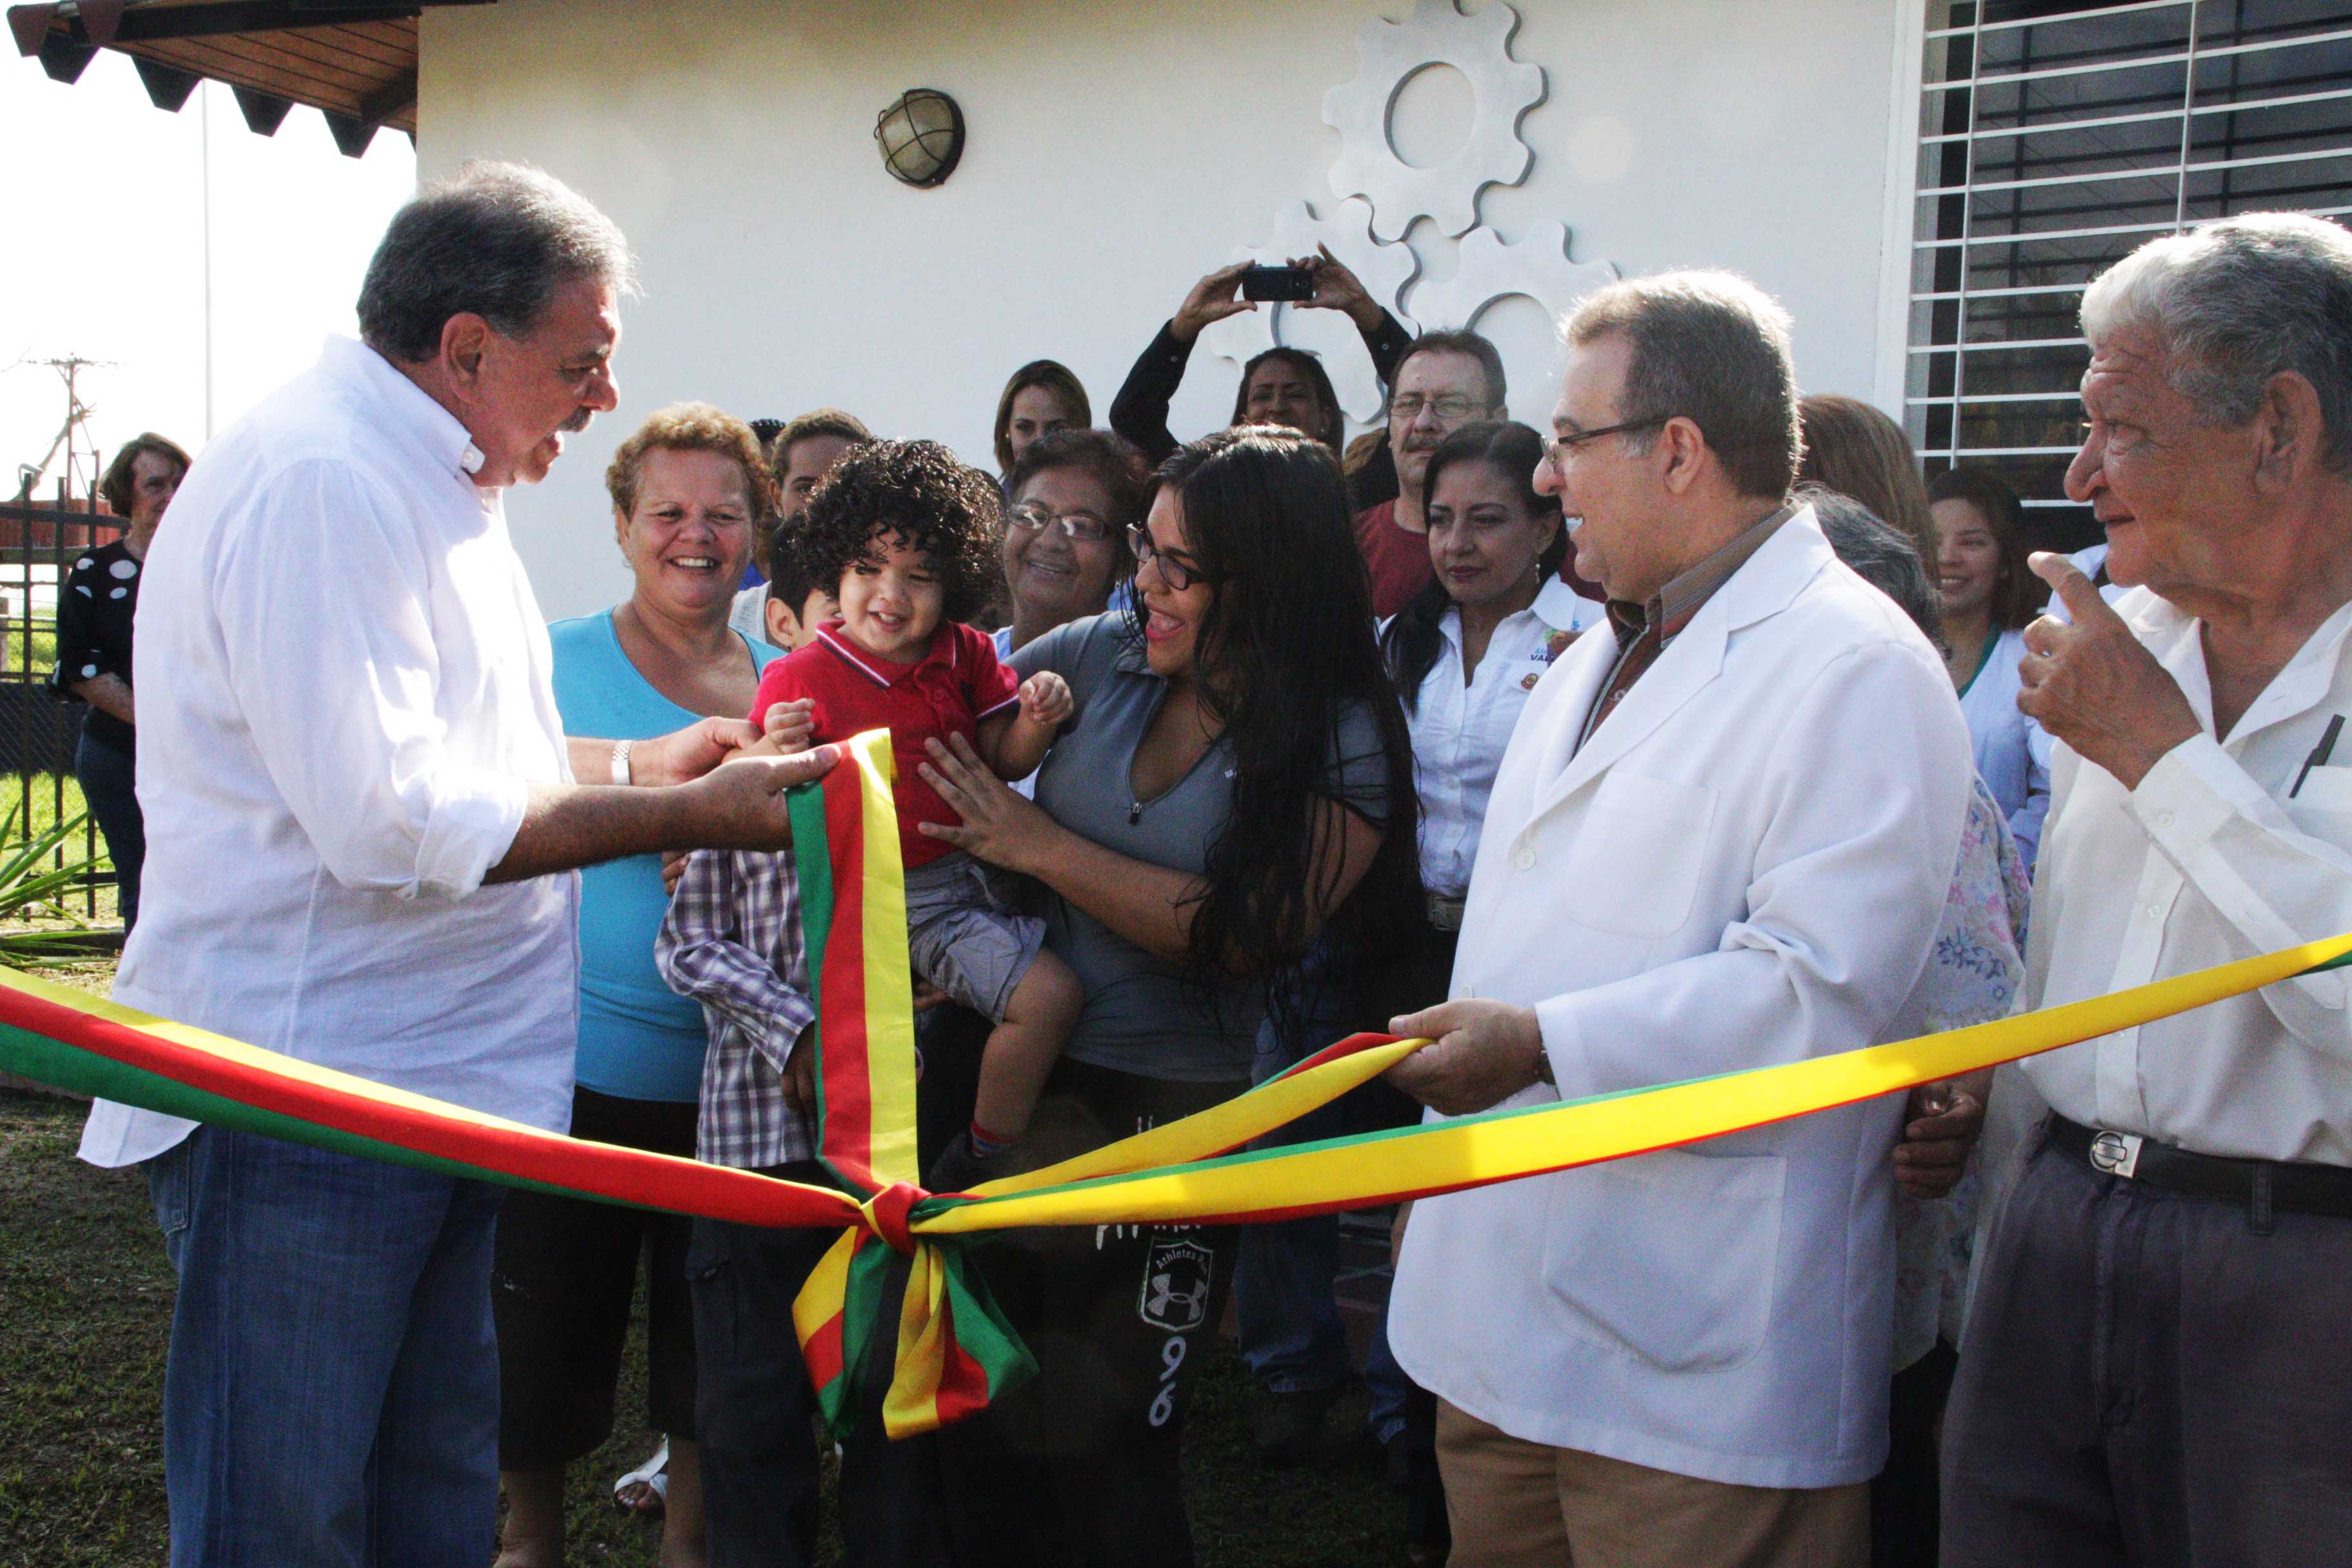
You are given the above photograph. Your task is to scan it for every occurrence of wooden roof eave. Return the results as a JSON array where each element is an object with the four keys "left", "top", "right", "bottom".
[{"left": 9, "top": 1, "right": 492, "bottom": 150}]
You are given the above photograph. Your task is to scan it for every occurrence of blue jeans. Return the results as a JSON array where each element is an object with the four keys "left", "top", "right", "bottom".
[
  {"left": 1233, "top": 968, "right": 1412, "bottom": 1444},
  {"left": 145, "top": 1127, "right": 505, "bottom": 1567},
  {"left": 75, "top": 727, "right": 143, "bottom": 930}
]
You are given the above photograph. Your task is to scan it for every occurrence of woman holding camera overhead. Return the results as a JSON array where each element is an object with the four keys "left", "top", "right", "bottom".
[{"left": 1107, "top": 248, "right": 1413, "bottom": 467}]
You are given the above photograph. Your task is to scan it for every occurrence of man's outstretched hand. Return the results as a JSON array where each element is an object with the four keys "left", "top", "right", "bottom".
[
  {"left": 632, "top": 716, "right": 765, "bottom": 787},
  {"left": 676, "top": 746, "right": 841, "bottom": 852},
  {"left": 1385, "top": 997, "right": 1545, "bottom": 1116}
]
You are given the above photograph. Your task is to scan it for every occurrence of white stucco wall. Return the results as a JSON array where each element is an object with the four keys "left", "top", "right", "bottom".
[{"left": 420, "top": 0, "right": 1909, "bottom": 618}]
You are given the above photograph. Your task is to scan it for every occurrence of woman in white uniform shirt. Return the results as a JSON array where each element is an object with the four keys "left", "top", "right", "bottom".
[
  {"left": 1930, "top": 467, "right": 2054, "bottom": 870},
  {"left": 1381, "top": 421, "right": 1603, "bottom": 990}
]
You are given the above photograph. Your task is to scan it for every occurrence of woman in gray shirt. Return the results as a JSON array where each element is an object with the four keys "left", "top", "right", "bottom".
[{"left": 916, "top": 427, "right": 1420, "bottom": 1568}]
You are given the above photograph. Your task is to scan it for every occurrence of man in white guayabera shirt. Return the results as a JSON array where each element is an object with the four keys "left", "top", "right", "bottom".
[
  {"left": 1943, "top": 213, "right": 2352, "bottom": 1567},
  {"left": 77, "top": 162, "right": 838, "bottom": 1568}
]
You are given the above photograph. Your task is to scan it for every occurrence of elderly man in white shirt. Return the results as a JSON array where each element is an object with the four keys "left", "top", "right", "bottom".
[
  {"left": 86, "top": 162, "right": 835, "bottom": 1568},
  {"left": 1382, "top": 272, "right": 1970, "bottom": 1567},
  {"left": 1942, "top": 214, "right": 2352, "bottom": 1565}
]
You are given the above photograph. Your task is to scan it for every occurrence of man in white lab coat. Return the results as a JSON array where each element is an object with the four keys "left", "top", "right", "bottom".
[{"left": 1384, "top": 271, "right": 1972, "bottom": 1567}]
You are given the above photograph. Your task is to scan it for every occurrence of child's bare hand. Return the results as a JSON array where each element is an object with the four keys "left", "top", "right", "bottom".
[
  {"left": 761, "top": 698, "right": 818, "bottom": 754},
  {"left": 1019, "top": 671, "right": 1072, "bottom": 729},
  {"left": 661, "top": 848, "right": 691, "bottom": 894},
  {"left": 781, "top": 1048, "right": 818, "bottom": 1113}
]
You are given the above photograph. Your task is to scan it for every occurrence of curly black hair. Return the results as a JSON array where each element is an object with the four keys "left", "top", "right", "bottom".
[{"left": 788, "top": 438, "right": 1004, "bottom": 625}]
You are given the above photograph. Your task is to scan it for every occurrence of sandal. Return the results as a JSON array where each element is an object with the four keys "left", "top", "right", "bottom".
[{"left": 612, "top": 1436, "right": 669, "bottom": 1518}]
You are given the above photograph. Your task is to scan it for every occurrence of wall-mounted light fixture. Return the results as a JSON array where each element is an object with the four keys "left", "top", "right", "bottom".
[{"left": 874, "top": 88, "right": 965, "bottom": 188}]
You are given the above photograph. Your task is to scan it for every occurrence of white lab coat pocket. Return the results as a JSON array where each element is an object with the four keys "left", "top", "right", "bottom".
[
  {"left": 1558, "top": 772, "right": 1718, "bottom": 939},
  {"left": 1540, "top": 1147, "right": 1784, "bottom": 1373}
]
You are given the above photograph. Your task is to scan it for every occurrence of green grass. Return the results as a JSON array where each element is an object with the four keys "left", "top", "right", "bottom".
[
  {"left": 0, "top": 1075, "right": 1411, "bottom": 1566},
  {"left": 0, "top": 775, "right": 115, "bottom": 928},
  {"left": 0, "top": 772, "right": 88, "bottom": 843},
  {"left": 3, "top": 626, "right": 58, "bottom": 680}
]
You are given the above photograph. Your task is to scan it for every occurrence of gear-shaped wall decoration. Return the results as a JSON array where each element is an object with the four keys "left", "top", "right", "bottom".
[
  {"left": 1199, "top": 197, "right": 1421, "bottom": 425},
  {"left": 1406, "top": 219, "right": 1618, "bottom": 335},
  {"left": 1323, "top": 0, "right": 1545, "bottom": 242}
]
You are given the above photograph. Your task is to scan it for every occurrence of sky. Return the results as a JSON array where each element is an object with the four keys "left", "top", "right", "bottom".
[{"left": 1, "top": 48, "right": 416, "bottom": 502}]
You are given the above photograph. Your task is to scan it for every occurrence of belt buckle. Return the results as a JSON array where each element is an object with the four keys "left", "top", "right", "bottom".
[{"left": 2088, "top": 1129, "right": 2144, "bottom": 1180}]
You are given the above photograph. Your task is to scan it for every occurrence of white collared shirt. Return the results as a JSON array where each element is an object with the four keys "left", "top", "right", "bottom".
[
  {"left": 2021, "top": 588, "right": 2352, "bottom": 1164},
  {"left": 1402, "top": 578, "right": 1603, "bottom": 896},
  {"left": 79, "top": 336, "right": 580, "bottom": 1169}
]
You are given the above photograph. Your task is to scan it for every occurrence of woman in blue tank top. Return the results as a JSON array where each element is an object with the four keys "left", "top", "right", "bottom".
[{"left": 493, "top": 405, "right": 781, "bottom": 1568}]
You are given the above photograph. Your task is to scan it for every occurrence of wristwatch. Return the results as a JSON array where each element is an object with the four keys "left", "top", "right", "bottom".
[
  {"left": 1531, "top": 1030, "right": 1555, "bottom": 1086},
  {"left": 611, "top": 738, "right": 634, "bottom": 786}
]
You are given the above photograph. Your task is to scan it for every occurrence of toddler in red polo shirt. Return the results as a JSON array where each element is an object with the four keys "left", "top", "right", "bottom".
[{"left": 747, "top": 441, "right": 1081, "bottom": 1188}]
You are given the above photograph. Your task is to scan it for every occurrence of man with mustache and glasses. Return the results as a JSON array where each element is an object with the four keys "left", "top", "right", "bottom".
[
  {"left": 1355, "top": 331, "right": 1510, "bottom": 618},
  {"left": 79, "top": 161, "right": 834, "bottom": 1568}
]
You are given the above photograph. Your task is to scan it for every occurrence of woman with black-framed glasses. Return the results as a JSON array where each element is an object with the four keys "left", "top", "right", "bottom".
[
  {"left": 995, "top": 428, "right": 1146, "bottom": 660},
  {"left": 914, "top": 426, "right": 1423, "bottom": 1568}
]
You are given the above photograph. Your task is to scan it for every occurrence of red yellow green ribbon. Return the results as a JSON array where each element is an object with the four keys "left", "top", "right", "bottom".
[{"left": 3, "top": 725, "right": 2348, "bottom": 1438}]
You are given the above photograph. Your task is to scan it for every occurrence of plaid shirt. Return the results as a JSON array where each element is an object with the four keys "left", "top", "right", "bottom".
[{"left": 655, "top": 845, "right": 819, "bottom": 1170}]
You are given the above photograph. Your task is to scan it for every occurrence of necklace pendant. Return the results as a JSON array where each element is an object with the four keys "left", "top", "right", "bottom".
[{"left": 1128, "top": 801, "right": 1143, "bottom": 825}]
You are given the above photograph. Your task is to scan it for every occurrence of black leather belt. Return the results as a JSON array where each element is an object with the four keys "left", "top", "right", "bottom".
[{"left": 2050, "top": 1114, "right": 2352, "bottom": 1225}]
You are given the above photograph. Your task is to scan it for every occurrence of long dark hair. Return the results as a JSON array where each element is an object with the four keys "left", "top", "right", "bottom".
[
  {"left": 1380, "top": 422, "right": 1566, "bottom": 712},
  {"left": 1150, "top": 428, "right": 1421, "bottom": 1025},
  {"left": 1229, "top": 346, "right": 1346, "bottom": 451}
]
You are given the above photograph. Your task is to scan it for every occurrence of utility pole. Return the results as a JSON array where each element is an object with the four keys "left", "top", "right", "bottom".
[{"left": 15, "top": 356, "right": 110, "bottom": 503}]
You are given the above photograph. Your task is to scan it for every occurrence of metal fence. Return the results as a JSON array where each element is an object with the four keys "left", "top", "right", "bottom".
[{"left": 1, "top": 485, "right": 121, "bottom": 924}]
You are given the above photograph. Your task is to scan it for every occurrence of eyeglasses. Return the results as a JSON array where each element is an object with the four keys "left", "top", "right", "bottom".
[
  {"left": 1541, "top": 414, "right": 1672, "bottom": 470},
  {"left": 1010, "top": 502, "right": 1112, "bottom": 543},
  {"left": 1126, "top": 522, "right": 1216, "bottom": 592},
  {"left": 1390, "top": 393, "right": 1485, "bottom": 423}
]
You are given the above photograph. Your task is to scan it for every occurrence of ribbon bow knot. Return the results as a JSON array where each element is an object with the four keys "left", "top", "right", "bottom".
[{"left": 858, "top": 1180, "right": 926, "bottom": 1255}]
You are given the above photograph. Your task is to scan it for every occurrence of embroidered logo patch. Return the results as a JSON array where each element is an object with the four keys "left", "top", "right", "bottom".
[{"left": 1138, "top": 1237, "right": 1215, "bottom": 1332}]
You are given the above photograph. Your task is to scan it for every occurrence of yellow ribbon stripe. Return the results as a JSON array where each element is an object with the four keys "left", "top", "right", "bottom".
[
  {"left": 925, "top": 930, "right": 2352, "bottom": 1233},
  {"left": 971, "top": 1037, "right": 1426, "bottom": 1197},
  {"left": 850, "top": 734, "right": 920, "bottom": 1189}
]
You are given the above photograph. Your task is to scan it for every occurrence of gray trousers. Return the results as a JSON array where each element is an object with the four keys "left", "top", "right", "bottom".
[{"left": 1942, "top": 1126, "right": 2352, "bottom": 1567}]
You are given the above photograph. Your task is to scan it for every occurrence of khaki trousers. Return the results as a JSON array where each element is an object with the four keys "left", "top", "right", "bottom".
[{"left": 1436, "top": 1400, "right": 1868, "bottom": 1568}]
